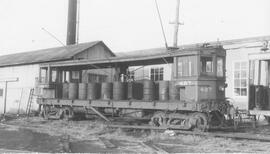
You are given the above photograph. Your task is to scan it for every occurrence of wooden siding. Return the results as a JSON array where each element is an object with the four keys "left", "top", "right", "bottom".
[{"left": 74, "top": 44, "right": 114, "bottom": 60}]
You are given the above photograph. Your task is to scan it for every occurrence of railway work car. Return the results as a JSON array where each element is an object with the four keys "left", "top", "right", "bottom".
[{"left": 37, "top": 44, "right": 233, "bottom": 131}]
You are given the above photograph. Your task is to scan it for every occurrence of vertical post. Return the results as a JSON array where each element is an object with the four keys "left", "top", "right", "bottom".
[
  {"left": 47, "top": 66, "right": 52, "bottom": 84},
  {"left": 69, "top": 71, "right": 72, "bottom": 82},
  {"left": 63, "top": 71, "right": 67, "bottom": 82},
  {"left": 79, "top": 70, "right": 82, "bottom": 83},
  {"left": 173, "top": 57, "right": 177, "bottom": 79},
  {"left": 173, "top": 0, "right": 180, "bottom": 48},
  {"left": 258, "top": 60, "right": 261, "bottom": 85},
  {"left": 38, "top": 67, "right": 42, "bottom": 83},
  {"left": 3, "top": 81, "right": 7, "bottom": 115}
]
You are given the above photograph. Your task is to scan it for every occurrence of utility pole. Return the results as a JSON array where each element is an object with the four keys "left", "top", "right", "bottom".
[{"left": 170, "top": 0, "right": 183, "bottom": 48}]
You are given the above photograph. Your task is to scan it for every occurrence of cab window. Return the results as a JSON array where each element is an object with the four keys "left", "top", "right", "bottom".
[
  {"left": 217, "top": 57, "right": 224, "bottom": 77},
  {"left": 177, "top": 56, "right": 196, "bottom": 77},
  {"left": 201, "top": 56, "right": 213, "bottom": 75}
]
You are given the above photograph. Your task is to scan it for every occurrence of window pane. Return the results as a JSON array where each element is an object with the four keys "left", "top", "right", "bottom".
[
  {"left": 201, "top": 56, "right": 213, "bottom": 73},
  {"left": 206, "top": 61, "right": 213, "bottom": 72},
  {"left": 178, "top": 62, "right": 183, "bottom": 76},
  {"left": 188, "top": 61, "right": 192, "bottom": 76},
  {"left": 234, "top": 62, "right": 240, "bottom": 70},
  {"left": 234, "top": 79, "right": 240, "bottom": 87},
  {"left": 160, "top": 74, "right": 163, "bottom": 80},
  {"left": 241, "top": 79, "right": 247, "bottom": 87},
  {"left": 155, "top": 68, "right": 159, "bottom": 74},
  {"left": 151, "top": 69, "right": 154, "bottom": 74},
  {"left": 217, "top": 57, "right": 223, "bottom": 77},
  {"left": 160, "top": 68, "right": 164, "bottom": 73},
  {"left": 155, "top": 74, "right": 159, "bottom": 81},
  {"left": 241, "top": 70, "right": 246, "bottom": 78},
  {"left": 150, "top": 74, "right": 154, "bottom": 80},
  {"left": 241, "top": 62, "right": 247, "bottom": 69},
  {"left": 234, "top": 88, "right": 240, "bottom": 96},
  {"left": 234, "top": 61, "right": 247, "bottom": 96},
  {"left": 241, "top": 88, "right": 247, "bottom": 96},
  {"left": 234, "top": 71, "right": 240, "bottom": 78}
]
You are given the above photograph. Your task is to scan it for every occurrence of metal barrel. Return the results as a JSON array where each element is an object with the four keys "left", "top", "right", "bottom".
[
  {"left": 113, "top": 82, "right": 126, "bottom": 100},
  {"left": 78, "top": 83, "right": 87, "bottom": 100},
  {"left": 68, "top": 83, "right": 78, "bottom": 99},
  {"left": 127, "top": 82, "right": 143, "bottom": 100},
  {"left": 263, "top": 86, "right": 269, "bottom": 109},
  {"left": 159, "top": 81, "right": 169, "bottom": 101},
  {"left": 143, "top": 80, "right": 155, "bottom": 101},
  {"left": 169, "top": 81, "right": 179, "bottom": 100},
  {"left": 154, "top": 81, "right": 159, "bottom": 100},
  {"left": 255, "top": 85, "right": 265, "bottom": 110},
  {"left": 101, "top": 82, "right": 113, "bottom": 100},
  {"left": 62, "top": 83, "right": 69, "bottom": 99},
  {"left": 87, "top": 82, "right": 101, "bottom": 100}
]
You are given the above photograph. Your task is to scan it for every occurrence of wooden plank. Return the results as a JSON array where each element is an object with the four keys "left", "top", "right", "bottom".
[
  {"left": 107, "top": 124, "right": 168, "bottom": 130},
  {"left": 108, "top": 124, "right": 270, "bottom": 142},
  {"left": 141, "top": 141, "right": 168, "bottom": 154},
  {"left": 88, "top": 106, "right": 110, "bottom": 122},
  {"left": 99, "top": 137, "right": 117, "bottom": 149},
  {"left": 174, "top": 130, "right": 270, "bottom": 142},
  {"left": 40, "top": 98, "right": 199, "bottom": 112}
]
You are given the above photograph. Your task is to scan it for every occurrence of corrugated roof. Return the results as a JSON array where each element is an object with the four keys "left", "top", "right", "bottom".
[{"left": 0, "top": 41, "right": 114, "bottom": 67}]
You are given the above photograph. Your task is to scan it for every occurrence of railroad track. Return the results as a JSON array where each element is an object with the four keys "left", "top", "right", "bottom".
[{"left": 107, "top": 124, "right": 270, "bottom": 142}]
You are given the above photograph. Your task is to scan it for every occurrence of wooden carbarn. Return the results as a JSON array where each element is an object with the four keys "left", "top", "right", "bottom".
[{"left": 0, "top": 41, "right": 114, "bottom": 114}]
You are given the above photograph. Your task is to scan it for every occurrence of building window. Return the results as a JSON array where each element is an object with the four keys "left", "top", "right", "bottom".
[
  {"left": 88, "top": 73, "right": 107, "bottom": 83},
  {"left": 150, "top": 67, "right": 164, "bottom": 81},
  {"left": 234, "top": 61, "right": 247, "bottom": 96}
]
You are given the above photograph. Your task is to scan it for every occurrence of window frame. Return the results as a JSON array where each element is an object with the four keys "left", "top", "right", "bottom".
[
  {"left": 200, "top": 56, "right": 214, "bottom": 76},
  {"left": 150, "top": 67, "right": 164, "bottom": 81},
  {"left": 233, "top": 61, "right": 248, "bottom": 97},
  {"left": 177, "top": 56, "right": 197, "bottom": 77}
]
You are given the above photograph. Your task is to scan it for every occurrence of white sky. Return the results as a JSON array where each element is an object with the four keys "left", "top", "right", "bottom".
[{"left": 0, "top": 0, "right": 269, "bottom": 55}]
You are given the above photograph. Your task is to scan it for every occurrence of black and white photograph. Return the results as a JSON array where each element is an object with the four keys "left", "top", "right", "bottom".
[{"left": 0, "top": 0, "right": 269, "bottom": 153}]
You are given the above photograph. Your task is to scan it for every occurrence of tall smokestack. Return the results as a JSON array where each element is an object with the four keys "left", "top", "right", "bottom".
[{"left": 66, "top": 0, "right": 77, "bottom": 45}]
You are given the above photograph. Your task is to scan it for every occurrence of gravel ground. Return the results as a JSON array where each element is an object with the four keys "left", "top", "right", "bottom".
[{"left": 1, "top": 116, "right": 270, "bottom": 153}]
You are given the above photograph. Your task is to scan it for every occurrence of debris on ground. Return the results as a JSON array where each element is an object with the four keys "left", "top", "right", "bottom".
[{"left": 1, "top": 116, "right": 270, "bottom": 153}]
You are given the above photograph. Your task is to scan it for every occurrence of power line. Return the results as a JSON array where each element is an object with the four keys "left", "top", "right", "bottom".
[
  {"left": 41, "top": 27, "right": 65, "bottom": 46},
  {"left": 154, "top": 0, "right": 168, "bottom": 49}
]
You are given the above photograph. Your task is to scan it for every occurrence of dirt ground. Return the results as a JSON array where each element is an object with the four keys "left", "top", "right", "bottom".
[{"left": 1, "top": 116, "right": 270, "bottom": 153}]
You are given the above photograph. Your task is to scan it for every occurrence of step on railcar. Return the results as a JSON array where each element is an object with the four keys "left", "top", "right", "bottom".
[{"left": 37, "top": 45, "right": 234, "bottom": 131}]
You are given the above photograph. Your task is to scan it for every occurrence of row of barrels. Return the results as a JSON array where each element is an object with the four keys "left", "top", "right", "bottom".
[
  {"left": 56, "top": 80, "right": 181, "bottom": 101},
  {"left": 249, "top": 85, "right": 270, "bottom": 110}
]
